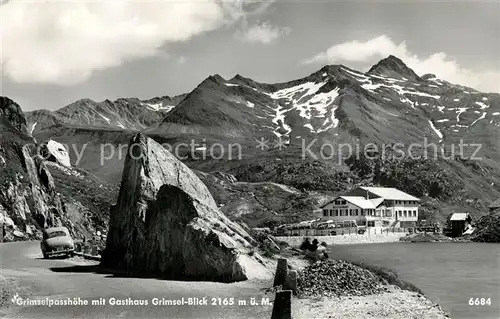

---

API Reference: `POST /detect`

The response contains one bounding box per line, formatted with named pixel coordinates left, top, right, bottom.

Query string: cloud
left=235, top=21, right=290, bottom=44
left=0, top=0, right=272, bottom=85
left=303, top=35, right=500, bottom=93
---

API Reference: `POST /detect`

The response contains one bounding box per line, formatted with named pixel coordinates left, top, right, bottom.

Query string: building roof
left=360, top=187, right=420, bottom=201
left=489, top=198, right=500, bottom=208
left=321, top=196, right=385, bottom=210
left=450, top=213, right=471, bottom=221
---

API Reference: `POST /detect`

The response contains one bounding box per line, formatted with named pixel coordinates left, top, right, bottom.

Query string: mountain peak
left=368, top=55, right=420, bottom=81
left=196, top=74, right=226, bottom=89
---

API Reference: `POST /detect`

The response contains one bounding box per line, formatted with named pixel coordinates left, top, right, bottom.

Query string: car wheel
left=68, top=252, right=74, bottom=258
left=43, top=252, right=49, bottom=259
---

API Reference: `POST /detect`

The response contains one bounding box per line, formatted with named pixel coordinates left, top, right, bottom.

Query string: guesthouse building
left=319, top=187, right=420, bottom=228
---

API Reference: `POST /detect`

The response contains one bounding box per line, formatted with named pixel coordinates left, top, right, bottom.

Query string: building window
left=323, top=210, right=327, bottom=217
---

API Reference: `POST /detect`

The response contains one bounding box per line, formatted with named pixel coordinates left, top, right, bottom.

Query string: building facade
left=319, top=187, right=420, bottom=228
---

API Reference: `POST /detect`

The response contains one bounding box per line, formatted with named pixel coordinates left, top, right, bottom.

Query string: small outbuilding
left=449, top=213, right=472, bottom=237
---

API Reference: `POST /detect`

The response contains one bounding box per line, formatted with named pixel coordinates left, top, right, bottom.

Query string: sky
left=1, top=0, right=499, bottom=111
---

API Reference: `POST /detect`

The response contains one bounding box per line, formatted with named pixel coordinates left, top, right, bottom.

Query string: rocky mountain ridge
left=26, top=94, right=187, bottom=133
left=9, top=55, right=500, bottom=231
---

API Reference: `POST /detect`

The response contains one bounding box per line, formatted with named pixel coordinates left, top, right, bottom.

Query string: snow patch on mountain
left=97, top=112, right=111, bottom=124
left=470, top=112, right=487, bottom=127
left=456, top=108, right=468, bottom=122
left=428, top=120, right=443, bottom=140
left=30, top=122, right=37, bottom=135
left=304, top=123, right=314, bottom=131
left=426, top=77, right=444, bottom=86
left=271, top=105, right=292, bottom=137
left=270, top=81, right=325, bottom=100
left=265, top=80, right=341, bottom=134
left=143, top=102, right=175, bottom=112
left=475, top=102, right=490, bottom=109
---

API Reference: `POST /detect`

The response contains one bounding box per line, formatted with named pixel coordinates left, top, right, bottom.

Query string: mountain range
left=2, top=55, right=500, bottom=238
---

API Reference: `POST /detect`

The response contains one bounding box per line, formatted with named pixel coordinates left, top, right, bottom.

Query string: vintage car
left=40, top=227, right=75, bottom=258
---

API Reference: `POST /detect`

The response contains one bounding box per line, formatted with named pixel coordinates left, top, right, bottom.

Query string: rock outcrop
left=0, top=97, right=113, bottom=243
left=102, top=133, right=271, bottom=282
left=0, top=97, right=29, bottom=135
left=40, top=140, right=71, bottom=167
left=0, top=144, right=64, bottom=240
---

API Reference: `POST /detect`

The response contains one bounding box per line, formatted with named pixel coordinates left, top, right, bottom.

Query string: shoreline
left=275, top=232, right=407, bottom=246
left=281, top=250, right=450, bottom=319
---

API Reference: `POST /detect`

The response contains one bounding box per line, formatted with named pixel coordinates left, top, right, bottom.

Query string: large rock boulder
left=101, top=133, right=271, bottom=282
left=40, top=140, right=71, bottom=167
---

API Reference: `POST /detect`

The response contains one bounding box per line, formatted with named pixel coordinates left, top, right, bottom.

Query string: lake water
left=327, top=242, right=499, bottom=319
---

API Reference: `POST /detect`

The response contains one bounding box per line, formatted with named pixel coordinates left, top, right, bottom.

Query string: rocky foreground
left=399, top=232, right=469, bottom=243
left=297, top=260, right=385, bottom=297
left=292, top=286, right=449, bottom=319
